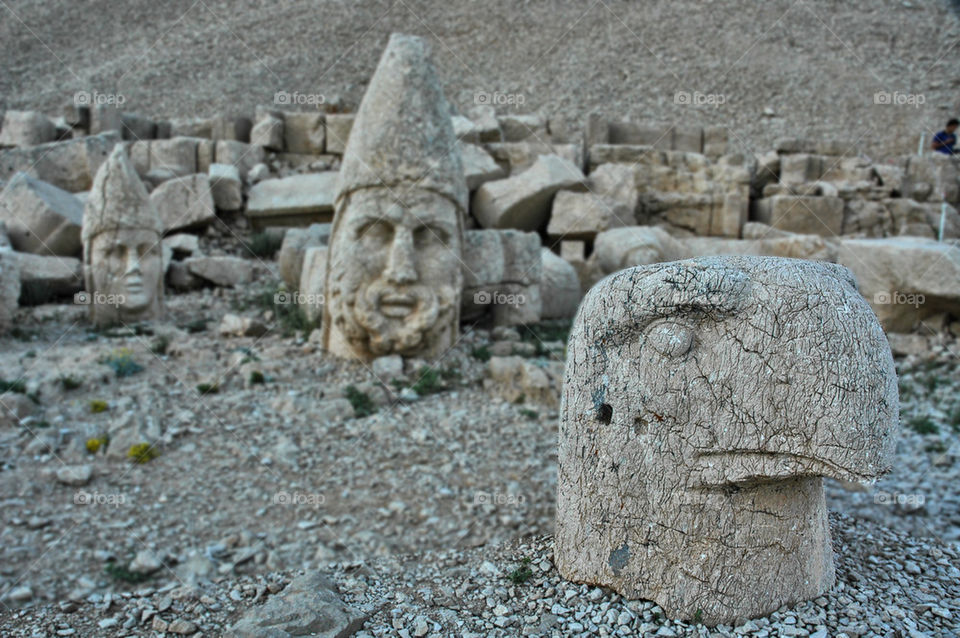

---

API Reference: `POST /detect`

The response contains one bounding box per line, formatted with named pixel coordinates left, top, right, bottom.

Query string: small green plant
left=693, top=609, right=704, bottom=624
left=58, top=375, right=82, bottom=391
left=196, top=383, right=220, bottom=396
left=344, top=385, right=376, bottom=417
left=411, top=366, right=459, bottom=396
left=948, top=406, right=960, bottom=432
left=180, top=318, right=208, bottom=333
left=922, top=375, right=938, bottom=394
left=519, top=408, right=538, bottom=420
left=507, top=557, right=534, bottom=584
left=513, top=393, right=526, bottom=405
left=101, top=348, right=144, bottom=378
left=104, top=560, right=153, bottom=584
left=243, top=231, right=284, bottom=259
left=89, top=399, right=109, bottom=414
left=150, top=335, right=170, bottom=355
left=470, top=345, right=492, bottom=362
left=127, top=442, right=158, bottom=464
left=0, top=378, right=27, bottom=394
left=925, top=441, right=947, bottom=454
left=86, top=436, right=109, bottom=454
left=908, top=415, right=939, bottom=435
left=249, top=371, right=266, bottom=385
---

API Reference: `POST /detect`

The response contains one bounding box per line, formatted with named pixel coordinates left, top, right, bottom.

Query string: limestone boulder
left=484, top=141, right=583, bottom=175
left=754, top=195, right=844, bottom=237
left=246, top=172, right=337, bottom=228
left=0, top=173, right=84, bottom=256
left=250, top=109, right=284, bottom=150
left=0, top=249, right=20, bottom=332
left=278, top=223, right=331, bottom=289
left=298, top=246, right=328, bottom=322
left=485, top=356, right=564, bottom=407
left=324, top=113, right=354, bottom=154
left=14, top=253, right=83, bottom=303
left=149, top=174, right=216, bottom=233
left=283, top=112, right=326, bottom=154
left=540, top=248, right=581, bottom=319
left=186, top=256, right=253, bottom=288
left=0, top=111, right=57, bottom=148
left=215, top=141, right=266, bottom=180
left=208, top=163, right=242, bottom=211
left=547, top=190, right=631, bottom=240
left=592, top=226, right=683, bottom=274
left=0, top=132, right=120, bottom=192
left=472, top=154, right=585, bottom=230
left=460, top=143, right=505, bottom=190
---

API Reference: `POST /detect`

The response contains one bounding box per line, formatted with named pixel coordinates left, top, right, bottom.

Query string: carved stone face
left=556, top=256, right=899, bottom=625
left=326, top=187, right=462, bottom=359
left=87, top=228, right=163, bottom=322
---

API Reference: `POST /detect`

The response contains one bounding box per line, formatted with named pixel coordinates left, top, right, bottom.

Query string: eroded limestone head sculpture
left=556, top=255, right=899, bottom=624
left=82, top=145, right=164, bottom=326
left=322, top=33, right=467, bottom=361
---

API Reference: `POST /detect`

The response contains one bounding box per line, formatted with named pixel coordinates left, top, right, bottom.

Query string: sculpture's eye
left=414, top=225, right=447, bottom=248
left=596, top=403, right=613, bottom=424
left=357, top=220, right=394, bottom=244
left=645, top=320, right=694, bottom=358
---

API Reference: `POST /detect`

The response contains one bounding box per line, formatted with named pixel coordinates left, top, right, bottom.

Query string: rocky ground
left=0, top=231, right=959, bottom=634
left=1, top=0, right=959, bottom=159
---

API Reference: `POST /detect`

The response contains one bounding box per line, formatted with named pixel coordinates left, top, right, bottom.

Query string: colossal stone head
left=556, top=256, right=899, bottom=625
left=82, top=145, right=164, bottom=326
left=322, top=33, right=466, bottom=362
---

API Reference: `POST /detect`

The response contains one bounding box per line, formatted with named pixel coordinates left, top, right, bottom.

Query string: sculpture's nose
left=384, top=228, right=418, bottom=285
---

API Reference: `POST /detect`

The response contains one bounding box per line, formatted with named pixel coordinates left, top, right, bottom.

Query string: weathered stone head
left=82, top=145, right=164, bottom=326
left=322, top=33, right=466, bottom=361
left=556, top=256, right=899, bottom=624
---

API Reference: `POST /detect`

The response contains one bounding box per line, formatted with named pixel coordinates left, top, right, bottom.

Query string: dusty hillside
left=0, top=0, right=958, bottom=158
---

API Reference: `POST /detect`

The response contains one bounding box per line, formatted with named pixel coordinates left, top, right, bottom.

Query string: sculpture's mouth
left=379, top=293, right=417, bottom=318
left=693, top=450, right=881, bottom=488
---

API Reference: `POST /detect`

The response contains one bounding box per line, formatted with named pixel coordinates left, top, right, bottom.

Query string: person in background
left=932, top=118, right=958, bottom=155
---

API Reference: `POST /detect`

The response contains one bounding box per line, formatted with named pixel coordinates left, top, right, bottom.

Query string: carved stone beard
left=331, top=276, right=458, bottom=357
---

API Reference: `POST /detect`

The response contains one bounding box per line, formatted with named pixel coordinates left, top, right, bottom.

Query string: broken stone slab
left=324, top=114, right=354, bottom=154
left=0, top=131, right=120, bottom=192
left=547, top=190, right=631, bottom=240
left=472, top=154, right=585, bottom=230
left=607, top=121, right=674, bottom=148
left=55, top=464, right=93, bottom=487
left=540, top=248, right=581, bottom=319
left=497, top=113, right=548, bottom=142
left=0, top=249, right=20, bottom=333
left=208, top=163, right=242, bottom=211
left=460, top=143, right=505, bottom=190
left=556, top=255, right=898, bottom=624
left=284, top=112, right=325, bottom=154
left=0, top=110, right=57, bottom=148
left=484, top=141, right=583, bottom=175
left=186, top=256, right=253, bottom=287
left=148, top=137, right=200, bottom=175
left=0, top=173, right=84, bottom=256
left=250, top=107, right=285, bottom=151
left=277, top=223, right=331, bottom=289
left=228, top=571, right=367, bottom=638
left=754, top=195, right=844, bottom=237
left=120, top=113, right=157, bottom=141
left=149, top=174, right=216, bottom=233
left=215, top=140, right=266, bottom=181
left=14, top=253, right=83, bottom=303
left=246, top=172, right=338, bottom=229
left=298, top=246, right=328, bottom=322
left=485, top=356, right=563, bottom=407
left=779, top=153, right=824, bottom=185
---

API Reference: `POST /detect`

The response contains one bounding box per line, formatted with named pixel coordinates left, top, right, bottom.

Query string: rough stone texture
left=228, top=571, right=367, bottom=638
left=277, top=223, right=331, bottom=290
left=284, top=112, right=326, bottom=154
left=837, top=237, right=960, bottom=333
left=186, top=256, right=253, bottom=287
left=902, top=153, right=959, bottom=205
left=485, top=356, right=564, bottom=408
left=82, top=145, right=164, bottom=325
left=208, top=163, right=243, bottom=211
left=0, top=110, right=56, bottom=148
left=754, top=195, right=844, bottom=237
left=0, top=132, right=120, bottom=192
left=591, top=226, right=683, bottom=275
left=460, top=142, right=505, bottom=190
left=547, top=190, right=631, bottom=240
left=540, top=248, right=580, bottom=319
left=323, top=34, right=466, bottom=362
left=556, top=255, right=899, bottom=624
left=298, top=246, right=328, bottom=322
left=0, top=173, right=84, bottom=256
left=484, top=142, right=583, bottom=176
left=219, top=313, right=268, bottom=338
left=324, top=114, right=354, bottom=155
left=250, top=110, right=284, bottom=151
left=0, top=248, right=20, bottom=332
left=472, top=154, right=585, bottom=230
left=149, top=174, right=216, bottom=233
left=215, top=140, right=266, bottom=180
left=246, top=173, right=338, bottom=228
left=15, top=252, right=83, bottom=302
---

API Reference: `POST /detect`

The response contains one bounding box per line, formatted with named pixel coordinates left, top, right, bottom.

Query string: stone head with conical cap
left=322, top=33, right=466, bottom=361
left=82, top=144, right=164, bottom=326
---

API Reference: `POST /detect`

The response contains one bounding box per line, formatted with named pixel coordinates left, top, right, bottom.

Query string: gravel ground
left=1, top=0, right=959, bottom=159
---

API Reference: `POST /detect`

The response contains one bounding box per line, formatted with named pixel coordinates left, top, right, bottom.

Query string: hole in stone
left=597, top=403, right=613, bottom=424
left=633, top=415, right=648, bottom=435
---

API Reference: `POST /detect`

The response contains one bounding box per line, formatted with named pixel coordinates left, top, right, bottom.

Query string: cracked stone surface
left=556, top=255, right=900, bottom=624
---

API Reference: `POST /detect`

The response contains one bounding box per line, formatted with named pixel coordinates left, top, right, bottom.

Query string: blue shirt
left=933, top=130, right=956, bottom=155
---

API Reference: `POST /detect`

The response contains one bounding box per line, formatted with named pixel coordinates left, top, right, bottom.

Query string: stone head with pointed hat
left=322, top=33, right=467, bottom=361
left=82, top=144, right=164, bottom=326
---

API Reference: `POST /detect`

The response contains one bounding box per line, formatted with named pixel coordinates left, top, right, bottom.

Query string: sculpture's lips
left=124, top=278, right=144, bottom=293
left=693, top=450, right=883, bottom=487
left=379, top=293, right=417, bottom=318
